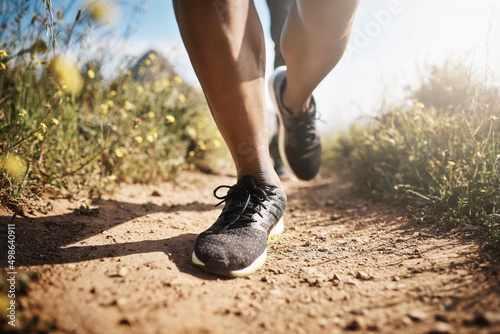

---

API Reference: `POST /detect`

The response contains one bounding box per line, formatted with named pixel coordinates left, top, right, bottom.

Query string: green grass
left=326, top=60, right=500, bottom=238
left=0, top=1, right=225, bottom=213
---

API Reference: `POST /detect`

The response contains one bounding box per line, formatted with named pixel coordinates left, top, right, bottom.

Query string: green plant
left=0, top=1, right=225, bottom=213
left=326, top=61, right=500, bottom=237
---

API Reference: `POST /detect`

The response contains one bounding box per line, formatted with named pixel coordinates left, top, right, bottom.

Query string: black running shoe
left=192, top=176, right=286, bottom=277
left=269, top=133, right=292, bottom=180
left=269, top=66, right=322, bottom=181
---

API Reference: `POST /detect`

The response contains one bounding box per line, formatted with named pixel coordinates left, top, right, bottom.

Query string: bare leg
left=173, top=0, right=280, bottom=188
left=281, top=0, right=360, bottom=116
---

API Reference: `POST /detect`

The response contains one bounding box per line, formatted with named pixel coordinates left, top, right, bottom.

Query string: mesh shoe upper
left=193, top=176, right=286, bottom=275
left=270, top=66, right=322, bottom=181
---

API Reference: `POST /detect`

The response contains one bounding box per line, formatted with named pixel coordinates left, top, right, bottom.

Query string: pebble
left=428, top=322, right=455, bottom=334
left=472, top=312, right=500, bottom=326
left=345, top=317, right=366, bottom=331
left=408, top=310, right=429, bottom=322
left=356, top=271, right=372, bottom=280
left=118, top=267, right=128, bottom=277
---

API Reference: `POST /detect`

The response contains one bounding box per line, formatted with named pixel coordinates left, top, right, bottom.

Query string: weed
left=0, top=1, right=225, bottom=212
left=326, top=61, right=500, bottom=238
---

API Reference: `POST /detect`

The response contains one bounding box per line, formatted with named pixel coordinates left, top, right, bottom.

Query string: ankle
left=282, top=89, right=312, bottom=117
left=238, top=171, right=281, bottom=190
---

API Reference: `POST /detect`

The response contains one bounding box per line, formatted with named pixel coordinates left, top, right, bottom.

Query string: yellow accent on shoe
left=267, top=231, right=283, bottom=244
left=191, top=252, right=205, bottom=266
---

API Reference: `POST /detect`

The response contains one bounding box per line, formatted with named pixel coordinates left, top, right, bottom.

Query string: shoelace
left=213, top=185, right=268, bottom=227
left=284, top=114, right=319, bottom=146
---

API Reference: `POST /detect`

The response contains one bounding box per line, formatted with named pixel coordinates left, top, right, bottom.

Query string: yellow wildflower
left=86, top=0, right=118, bottom=24
left=114, top=147, right=125, bottom=158
left=0, top=63, right=6, bottom=70
left=189, top=151, right=195, bottom=157
left=125, top=69, right=132, bottom=76
left=134, top=136, right=143, bottom=144
left=173, top=75, right=182, bottom=84
left=148, top=53, right=156, bottom=60
left=106, top=100, right=114, bottom=107
left=186, top=126, right=197, bottom=138
left=198, top=140, right=207, bottom=151
left=136, top=86, right=144, bottom=95
left=51, top=118, right=60, bottom=125
left=146, top=134, right=154, bottom=143
left=165, top=115, right=175, bottom=124
left=49, top=56, right=83, bottom=95
left=99, top=104, right=109, bottom=115
left=415, top=102, right=425, bottom=109
left=144, top=59, right=151, bottom=66
left=109, top=90, right=117, bottom=97
left=212, top=139, right=221, bottom=148
left=19, top=109, right=28, bottom=119
left=147, top=111, right=155, bottom=119
left=87, top=69, right=95, bottom=79
left=34, top=132, right=44, bottom=141
left=2, top=154, right=27, bottom=180
left=40, top=123, right=47, bottom=132
left=31, top=54, right=36, bottom=60
left=0, top=50, right=7, bottom=58
left=178, top=94, right=186, bottom=103
left=124, top=101, right=134, bottom=111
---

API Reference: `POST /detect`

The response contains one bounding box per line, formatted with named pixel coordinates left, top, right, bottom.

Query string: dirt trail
left=1, top=170, right=500, bottom=334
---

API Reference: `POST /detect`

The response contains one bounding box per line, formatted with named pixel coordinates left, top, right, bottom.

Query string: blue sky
left=114, top=0, right=500, bottom=132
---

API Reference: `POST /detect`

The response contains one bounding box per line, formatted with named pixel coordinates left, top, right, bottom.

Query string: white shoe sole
left=269, top=66, right=299, bottom=181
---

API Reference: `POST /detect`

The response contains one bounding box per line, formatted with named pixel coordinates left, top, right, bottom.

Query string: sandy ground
left=1, top=170, right=500, bottom=334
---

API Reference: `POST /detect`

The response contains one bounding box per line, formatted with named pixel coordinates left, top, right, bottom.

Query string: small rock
left=318, top=318, right=329, bottom=328
left=393, top=275, right=401, bottom=281
left=151, top=190, right=161, bottom=197
left=472, top=312, right=500, bottom=326
left=356, top=271, right=372, bottom=280
left=434, top=314, right=449, bottom=323
left=346, top=317, right=366, bottom=331
left=408, top=311, right=428, bottom=322
left=119, top=318, right=131, bottom=326
left=428, top=322, right=455, bottom=334
left=118, top=267, right=128, bottom=277
left=332, top=273, right=343, bottom=286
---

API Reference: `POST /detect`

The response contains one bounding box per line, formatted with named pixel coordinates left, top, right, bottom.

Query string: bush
left=326, top=61, right=500, bottom=238
left=0, top=1, right=223, bottom=212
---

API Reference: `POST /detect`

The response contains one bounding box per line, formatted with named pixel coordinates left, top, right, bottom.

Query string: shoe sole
left=191, top=216, right=284, bottom=277
left=269, top=66, right=299, bottom=181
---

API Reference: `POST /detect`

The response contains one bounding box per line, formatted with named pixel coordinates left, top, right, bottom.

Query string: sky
left=112, top=0, right=500, bottom=133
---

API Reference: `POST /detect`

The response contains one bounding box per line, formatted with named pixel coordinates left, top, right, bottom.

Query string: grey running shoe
left=192, top=176, right=286, bottom=277
left=269, top=66, right=321, bottom=181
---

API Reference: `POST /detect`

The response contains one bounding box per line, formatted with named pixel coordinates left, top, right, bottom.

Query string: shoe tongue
left=236, top=175, right=259, bottom=190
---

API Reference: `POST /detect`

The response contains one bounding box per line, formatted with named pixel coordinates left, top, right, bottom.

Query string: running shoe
left=192, top=176, right=286, bottom=277
left=269, top=66, right=322, bottom=181
left=269, top=133, right=292, bottom=180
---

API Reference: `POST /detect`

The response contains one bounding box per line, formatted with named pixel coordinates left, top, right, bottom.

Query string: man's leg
left=266, top=0, right=293, bottom=68
left=173, top=0, right=286, bottom=278
left=266, top=0, right=293, bottom=178
left=268, top=0, right=359, bottom=180
left=281, top=0, right=360, bottom=116
left=173, top=0, right=279, bottom=189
